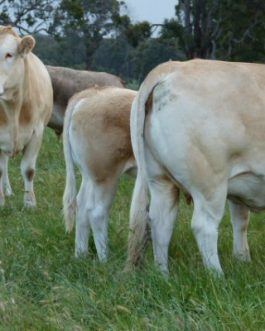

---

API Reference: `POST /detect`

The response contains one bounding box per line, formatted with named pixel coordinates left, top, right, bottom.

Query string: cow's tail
left=63, top=99, right=77, bottom=233
left=126, top=77, right=162, bottom=268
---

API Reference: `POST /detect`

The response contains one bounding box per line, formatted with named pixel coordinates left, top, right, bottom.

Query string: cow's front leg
left=0, top=153, right=13, bottom=206
left=20, top=126, right=44, bottom=208
left=0, top=153, right=6, bottom=206
left=1, top=154, right=12, bottom=197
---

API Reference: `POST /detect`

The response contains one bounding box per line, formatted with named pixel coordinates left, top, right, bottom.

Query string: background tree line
left=0, top=0, right=265, bottom=84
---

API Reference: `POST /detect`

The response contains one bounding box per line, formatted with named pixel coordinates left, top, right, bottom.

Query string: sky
left=123, top=0, right=177, bottom=24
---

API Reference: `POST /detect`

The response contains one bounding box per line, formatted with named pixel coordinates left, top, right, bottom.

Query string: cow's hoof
left=24, top=192, right=36, bottom=208
left=4, top=185, right=13, bottom=197
left=234, top=251, right=251, bottom=262
left=0, top=194, right=5, bottom=207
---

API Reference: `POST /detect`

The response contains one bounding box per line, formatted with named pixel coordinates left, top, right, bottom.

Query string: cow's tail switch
left=126, top=82, right=156, bottom=268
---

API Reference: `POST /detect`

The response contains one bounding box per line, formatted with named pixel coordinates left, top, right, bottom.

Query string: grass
left=0, top=128, right=265, bottom=330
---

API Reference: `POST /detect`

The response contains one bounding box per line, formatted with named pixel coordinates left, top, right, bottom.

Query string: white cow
left=0, top=26, right=53, bottom=207
left=63, top=86, right=136, bottom=261
left=128, top=59, right=265, bottom=275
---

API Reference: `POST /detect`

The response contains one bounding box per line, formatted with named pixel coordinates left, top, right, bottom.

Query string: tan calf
left=0, top=26, right=53, bottom=207
left=63, top=86, right=136, bottom=260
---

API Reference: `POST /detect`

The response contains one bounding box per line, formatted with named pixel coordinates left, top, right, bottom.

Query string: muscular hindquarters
left=69, top=87, right=136, bottom=182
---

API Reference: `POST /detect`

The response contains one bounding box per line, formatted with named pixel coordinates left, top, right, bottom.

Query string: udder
left=228, top=171, right=265, bottom=211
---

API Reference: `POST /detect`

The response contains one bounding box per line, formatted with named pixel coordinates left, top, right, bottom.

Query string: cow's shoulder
left=19, top=100, right=32, bottom=125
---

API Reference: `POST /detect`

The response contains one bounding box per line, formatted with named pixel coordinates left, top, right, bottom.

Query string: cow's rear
left=128, top=59, right=265, bottom=275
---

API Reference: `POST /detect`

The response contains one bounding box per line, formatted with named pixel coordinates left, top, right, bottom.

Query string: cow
left=46, top=65, right=124, bottom=135
left=127, top=59, right=265, bottom=276
left=63, top=86, right=136, bottom=261
left=0, top=26, right=53, bottom=207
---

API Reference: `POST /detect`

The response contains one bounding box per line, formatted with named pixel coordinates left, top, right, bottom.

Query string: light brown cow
left=128, top=59, right=265, bottom=276
left=0, top=26, right=53, bottom=207
left=63, top=86, right=136, bottom=261
left=46, top=65, right=124, bottom=135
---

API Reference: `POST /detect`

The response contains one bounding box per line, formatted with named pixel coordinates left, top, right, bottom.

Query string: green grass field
left=0, top=128, right=265, bottom=331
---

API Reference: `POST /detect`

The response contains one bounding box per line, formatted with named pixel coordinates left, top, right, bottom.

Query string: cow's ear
left=18, top=35, right=35, bottom=56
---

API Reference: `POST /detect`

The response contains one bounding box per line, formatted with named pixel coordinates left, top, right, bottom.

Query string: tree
left=0, top=0, right=57, bottom=34
left=161, top=0, right=265, bottom=61
left=132, top=38, right=185, bottom=82
left=217, top=0, right=265, bottom=61
left=91, top=36, right=134, bottom=80
left=160, top=0, right=221, bottom=59
left=113, top=13, right=152, bottom=48
left=49, top=0, right=123, bottom=68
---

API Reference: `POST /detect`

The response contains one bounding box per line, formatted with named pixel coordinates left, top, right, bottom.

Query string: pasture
left=0, top=128, right=265, bottom=330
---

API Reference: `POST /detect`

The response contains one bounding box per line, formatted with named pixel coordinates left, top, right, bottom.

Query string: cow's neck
left=0, top=57, right=30, bottom=151
left=5, top=56, right=33, bottom=122
left=0, top=93, right=22, bottom=152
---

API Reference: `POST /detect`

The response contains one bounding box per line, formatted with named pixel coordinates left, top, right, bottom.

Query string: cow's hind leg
left=148, top=177, right=179, bottom=276
left=75, top=176, right=118, bottom=262
left=228, top=200, right=250, bottom=261
left=20, top=126, right=44, bottom=208
left=191, top=186, right=227, bottom=275
left=88, top=178, right=118, bottom=262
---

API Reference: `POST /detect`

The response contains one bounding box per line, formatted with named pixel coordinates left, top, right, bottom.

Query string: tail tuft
left=126, top=172, right=150, bottom=268
left=63, top=188, right=77, bottom=233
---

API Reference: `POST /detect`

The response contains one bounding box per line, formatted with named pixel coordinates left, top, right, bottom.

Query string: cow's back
left=47, top=66, right=123, bottom=104
left=68, top=86, right=135, bottom=182
left=46, top=65, right=124, bottom=134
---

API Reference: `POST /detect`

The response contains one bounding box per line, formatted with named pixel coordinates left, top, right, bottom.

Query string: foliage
left=0, top=0, right=57, bottom=34
left=164, top=0, right=265, bottom=61
left=0, top=129, right=265, bottom=330
left=49, top=0, right=123, bottom=68
left=132, top=37, right=185, bottom=82
left=113, top=13, right=152, bottom=48
left=167, top=0, right=222, bottom=59
left=217, top=0, right=265, bottom=61
left=1, top=0, right=265, bottom=84
left=90, top=35, right=185, bottom=82
left=91, top=36, right=134, bottom=78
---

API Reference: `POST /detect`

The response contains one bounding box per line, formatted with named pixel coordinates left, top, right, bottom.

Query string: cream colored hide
left=0, top=26, right=53, bottom=207
left=63, top=86, right=136, bottom=261
left=46, top=65, right=124, bottom=135
left=128, top=59, right=265, bottom=276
